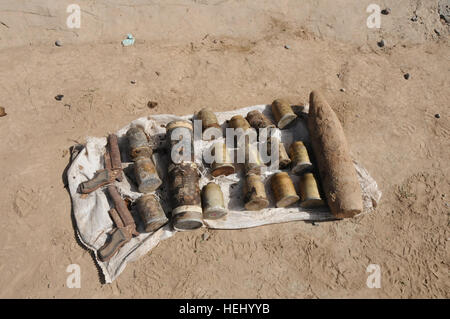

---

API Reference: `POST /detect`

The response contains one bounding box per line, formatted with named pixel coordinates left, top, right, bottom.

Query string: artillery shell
left=211, top=142, right=235, bottom=177
left=246, top=110, right=275, bottom=130
left=136, top=193, right=168, bottom=232
left=126, top=127, right=152, bottom=160
left=166, top=119, right=194, bottom=162
left=271, top=99, right=297, bottom=129
left=268, top=140, right=291, bottom=169
left=289, top=141, right=313, bottom=175
left=244, top=173, right=269, bottom=210
left=134, top=157, right=162, bottom=193
left=195, top=108, right=221, bottom=139
left=270, top=172, right=299, bottom=207
left=168, top=162, right=203, bottom=231
left=201, top=182, right=227, bottom=219
left=228, top=115, right=251, bottom=131
left=298, top=173, right=326, bottom=208
left=245, top=143, right=264, bottom=175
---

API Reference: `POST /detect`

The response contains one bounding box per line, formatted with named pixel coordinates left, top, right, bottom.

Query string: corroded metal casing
left=228, top=115, right=251, bottom=131
left=245, top=143, right=264, bottom=175
left=268, top=140, right=291, bottom=169
left=298, top=173, right=326, bottom=208
left=289, top=141, right=313, bottom=175
left=168, top=162, right=203, bottom=231
left=211, top=142, right=235, bottom=177
left=195, top=108, right=221, bottom=139
left=246, top=110, right=275, bottom=130
left=136, top=193, right=169, bottom=232
left=244, top=173, right=269, bottom=211
left=271, top=99, right=297, bottom=129
left=166, top=119, right=194, bottom=163
left=270, top=172, right=299, bottom=207
left=126, top=127, right=152, bottom=160
left=201, top=182, right=227, bottom=219
left=134, top=157, right=162, bottom=193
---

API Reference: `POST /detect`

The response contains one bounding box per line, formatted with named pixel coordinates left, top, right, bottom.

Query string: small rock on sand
left=147, top=101, right=158, bottom=109
left=0, top=106, right=6, bottom=117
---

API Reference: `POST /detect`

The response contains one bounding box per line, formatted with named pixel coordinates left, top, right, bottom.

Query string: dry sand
left=0, top=0, right=448, bottom=298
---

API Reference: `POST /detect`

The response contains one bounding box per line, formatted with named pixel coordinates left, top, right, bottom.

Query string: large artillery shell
left=289, top=141, right=313, bottom=175
left=134, top=157, right=162, bottom=193
left=168, top=162, right=203, bottom=231
left=244, top=174, right=269, bottom=210
left=166, top=120, right=193, bottom=144
left=195, top=108, right=221, bottom=139
left=271, top=99, right=297, bottom=129
left=211, top=142, right=235, bottom=177
left=136, top=193, right=168, bottom=232
left=201, top=182, right=227, bottom=219
left=270, top=172, right=299, bottom=207
left=245, top=143, right=264, bottom=175
left=308, top=90, right=363, bottom=218
left=246, top=110, right=275, bottom=130
left=126, top=127, right=152, bottom=160
left=298, top=173, right=325, bottom=208
left=228, top=115, right=251, bottom=131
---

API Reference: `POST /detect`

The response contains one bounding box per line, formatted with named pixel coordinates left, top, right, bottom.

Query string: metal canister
left=126, top=126, right=152, bottom=160
left=210, top=142, right=235, bottom=177
left=228, top=115, right=251, bottom=131
left=195, top=108, right=222, bottom=140
left=271, top=99, right=297, bottom=129
left=289, top=141, right=313, bottom=175
left=298, top=173, right=326, bottom=208
left=270, top=172, right=299, bottom=207
left=245, top=143, right=264, bottom=175
left=134, top=157, right=162, bottom=193
left=246, top=110, right=275, bottom=130
left=201, top=182, right=227, bottom=219
left=168, top=162, right=203, bottom=231
left=136, top=193, right=169, bottom=232
left=243, top=173, right=269, bottom=210
left=166, top=119, right=194, bottom=163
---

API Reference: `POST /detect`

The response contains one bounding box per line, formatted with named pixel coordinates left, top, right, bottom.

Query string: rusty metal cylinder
left=168, top=162, right=203, bottom=231
left=136, top=193, right=169, bottom=232
left=166, top=119, right=194, bottom=163
left=245, top=143, right=265, bottom=175
left=244, top=173, right=269, bottom=210
left=201, top=182, right=227, bottom=219
left=211, top=142, right=235, bottom=177
left=268, top=140, right=291, bottom=169
left=289, top=141, right=313, bottom=175
left=195, top=108, right=221, bottom=140
left=270, top=172, right=299, bottom=207
left=228, top=115, right=251, bottom=131
left=126, top=127, right=152, bottom=160
left=134, top=157, right=162, bottom=193
left=271, top=99, right=297, bottom=129
left=246, top=110, right=275, bottom=130
left=298, top=173, right=326, bottom=208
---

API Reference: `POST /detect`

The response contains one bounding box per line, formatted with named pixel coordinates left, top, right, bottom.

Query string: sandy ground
left=0, top=0, right=449, bottom=298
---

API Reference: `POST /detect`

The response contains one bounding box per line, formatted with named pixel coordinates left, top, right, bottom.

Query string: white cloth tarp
left=67, top=104, right=381, bottom=283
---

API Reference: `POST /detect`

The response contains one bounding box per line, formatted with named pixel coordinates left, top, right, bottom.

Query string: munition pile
left=68, top=90, right=380, bottom=282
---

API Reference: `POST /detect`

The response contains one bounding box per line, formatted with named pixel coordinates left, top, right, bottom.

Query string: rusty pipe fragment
left=246, top=110, right=275, bottom=130
left=210, top=142, right=235, bottom=177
